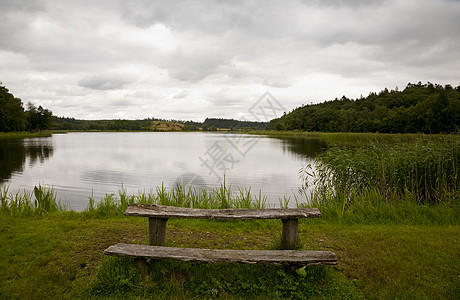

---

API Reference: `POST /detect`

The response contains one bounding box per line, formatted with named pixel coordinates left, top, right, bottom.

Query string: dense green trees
left=26, top=102, right=53, bottom=131
left=52, top=117, right=187, bottom=131
left=269, top=82, right=460, bottom=133
left=0, top=83, right=53, bottom=132
left=202, top=118, right=266, bottom=130
left=1, top=84, right=26, bottom=132
left=52, top=117, right=265, bottom=131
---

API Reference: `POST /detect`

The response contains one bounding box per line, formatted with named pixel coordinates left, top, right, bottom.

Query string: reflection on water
left=0, top=133, right=325, bottom=210
left=0, top=138, right=54, bottom=182
left=276, top=136, right=328, bottom=158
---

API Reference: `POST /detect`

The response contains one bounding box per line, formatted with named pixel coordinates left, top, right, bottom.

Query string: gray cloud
left=119, top=0, right=253, bottom=33
left=78, top=74, right=135, bottom=90
left=161, top=46, right=232, bottom=82
left=303, top=0, right=388, bottom=8
left=264, top=79, right=293, bottom=88
left=109, top=99, right=137, bottom=107
left=172, top=90, right=188, bottom=99
left=0, top=0, right=45, bottom=13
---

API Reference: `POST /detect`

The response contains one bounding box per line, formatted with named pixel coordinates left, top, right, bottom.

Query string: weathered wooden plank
left=104, top=243, right=337, bottom=266
left=124, top=204, right=321, bottom=220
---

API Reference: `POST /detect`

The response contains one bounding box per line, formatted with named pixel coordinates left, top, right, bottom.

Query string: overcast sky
left=1, top=0, right=459, bottom=121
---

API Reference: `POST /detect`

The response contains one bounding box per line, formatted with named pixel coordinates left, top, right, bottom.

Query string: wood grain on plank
left=104, top=243, right=337, bottom=266
left=125, top=204, right=321, bottom=220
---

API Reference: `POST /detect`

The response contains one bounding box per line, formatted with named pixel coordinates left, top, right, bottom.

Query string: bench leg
left=281, top=219, right=299, bottom=250
left=134, top=258, right=149, bottom=279
left=149, top=217, right=168, bottom=246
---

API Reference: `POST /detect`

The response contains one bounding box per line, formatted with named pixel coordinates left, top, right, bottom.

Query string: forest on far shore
left=2, top=81, right=460, bottom=134
left=269, top=82, right=460, bottom=134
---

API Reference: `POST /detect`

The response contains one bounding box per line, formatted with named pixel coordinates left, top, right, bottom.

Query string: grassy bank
left=250, top=130, right=458, bottom=146
left=1, top=184, right=459, bottom=299
left=0, top=131, right=55, bottom=139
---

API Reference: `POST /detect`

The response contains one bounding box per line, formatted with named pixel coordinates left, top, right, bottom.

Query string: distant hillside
left=202, top=118, right=266, bottom=131
left=149, top=120, right=184, bottom=131
left=268, top=82, right=460, bottom=134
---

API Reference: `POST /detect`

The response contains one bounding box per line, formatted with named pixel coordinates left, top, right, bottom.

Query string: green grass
left=0, top=182, right=458, bottom=298
left=0, top=131, right=54, bottom=139
left=0, top=183, right=458, bottom=299
left=324, top=224, right=460, bottom=299
left=85, top=257, right=360, bottom=299
left=0, top=214, right=458, bottom=299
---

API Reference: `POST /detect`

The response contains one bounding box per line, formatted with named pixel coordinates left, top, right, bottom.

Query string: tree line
left=52, top=117, right=164, bottom=131
left=53, top=117, right=204, bottom=132
left=52, top=117, right=267, bottom=131
left=0, top=83, right=53, bottom=132
left=202, top=118, right=266, bottom=131
left=268, top=82, right=460, bottom=133
left=4, top=80, right=460, bottom=134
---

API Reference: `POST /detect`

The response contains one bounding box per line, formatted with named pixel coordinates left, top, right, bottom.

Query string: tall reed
left=302, top=135, right=460, bottom=206
left=1, top=182, right=273, bottom=217
left=34, top=184, right=61, bottom=215
left=82, top=182, right=270, bottom=217
left=0, top=185, right=63, bottom=216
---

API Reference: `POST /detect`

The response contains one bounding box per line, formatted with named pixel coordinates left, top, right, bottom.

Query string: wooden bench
left=104, top=204, right=337, bottom=273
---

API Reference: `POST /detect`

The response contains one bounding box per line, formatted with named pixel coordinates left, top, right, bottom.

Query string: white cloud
left=0, top=0, right=459, bottom=121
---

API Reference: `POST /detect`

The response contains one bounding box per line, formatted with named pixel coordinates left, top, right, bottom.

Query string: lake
left=0, top=132, right=327, bottom=210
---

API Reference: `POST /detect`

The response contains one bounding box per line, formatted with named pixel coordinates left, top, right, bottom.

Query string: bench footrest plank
left=104, top=243, right=337, bottom=266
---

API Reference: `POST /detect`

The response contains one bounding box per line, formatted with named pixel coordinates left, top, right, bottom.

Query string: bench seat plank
left=104, top=243, right=337, bottom=266
left=125, top=204, right=321, bottom=220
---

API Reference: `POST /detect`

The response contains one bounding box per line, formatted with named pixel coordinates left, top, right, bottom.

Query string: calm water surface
left=0, top=132, right=327, bottom=210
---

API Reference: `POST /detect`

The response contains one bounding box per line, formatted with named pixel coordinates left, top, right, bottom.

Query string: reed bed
left=252, top=130, right=426, bottom=146
left=0, top=182, right=269, bottom=217
left=299, top=135, right=460, bottom=223
left=84, top=182, right=269, bottom=217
